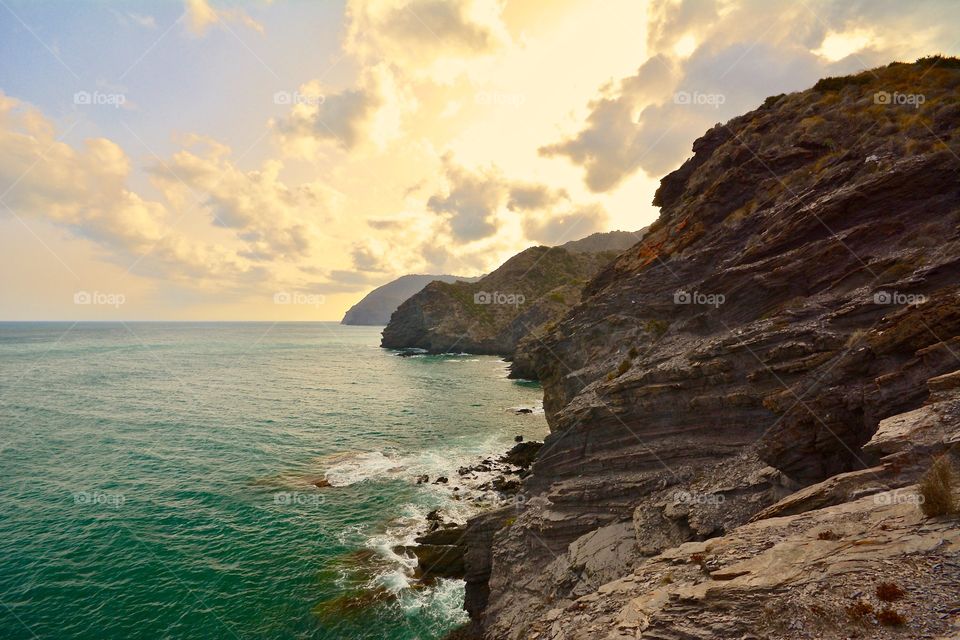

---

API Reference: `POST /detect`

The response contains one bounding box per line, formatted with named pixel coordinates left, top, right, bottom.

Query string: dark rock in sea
left=498, top=441, right=542, bottom=469
left=415, top=474, right=429, bottom=484
left=514, top=408, right=533, bottom=414
left=433, top=476, right=448, bottom=484
left=490, top=476, right=520, bottom=494
left=398, top=522, right=469, bottom=580
left=514, top=435, right=523, bottom=442
left=313, top=478, right=332, bottom=488
left=416, top=525, right=466, bottom=547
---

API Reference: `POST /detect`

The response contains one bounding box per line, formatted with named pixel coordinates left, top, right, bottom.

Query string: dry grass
left=876, top=582, right=905, bottom=602
left=877, top=608, right=907, bottom=627
left=846, top=600, right=874, bottom=622
left=919, top=456, right=958, bottom=517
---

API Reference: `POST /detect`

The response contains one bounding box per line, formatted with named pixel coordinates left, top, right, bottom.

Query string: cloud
left=426, top=159, right=506, bottom=242
left=521, top=203, right=608, bottom=245
left=147, top=137, right=330, bottom=261
left=113, top=11, right=157, bottom=29
left=0, top=93, right=339, bottom=293
left=273, top=66, right=407, bottom=154
left=345, top=0, right=510, bottom=75
left=184, top=0, right=264, bottom=37
left=506, top=183, right=568, bottom=211
left=542, top=0, right=960, bottom=192
left=0, top=94, right=163, bottom=256
left=350, top=240, right=392, bottom=272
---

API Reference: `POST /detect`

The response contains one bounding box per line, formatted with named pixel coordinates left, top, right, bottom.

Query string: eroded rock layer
left=459, top=59, right=960, bottom=639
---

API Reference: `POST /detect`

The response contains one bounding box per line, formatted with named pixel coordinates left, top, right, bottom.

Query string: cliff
left=457, top=57, right=960, bottom=638
left=381, top=231, right=644, bottom=356
left=341, top=274, right=479, bottom=326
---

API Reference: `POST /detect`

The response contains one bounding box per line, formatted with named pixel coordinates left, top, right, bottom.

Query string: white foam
left=323, top=451, right=407, bottom=486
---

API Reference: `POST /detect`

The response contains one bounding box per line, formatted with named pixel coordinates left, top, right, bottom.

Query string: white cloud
left=184, top=0, right=264, bottom=37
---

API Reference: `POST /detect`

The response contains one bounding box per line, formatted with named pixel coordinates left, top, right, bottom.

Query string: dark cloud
left=426, top=161, right=506, bottom=241
left=507, top=183, right=568, bottom=211
left=275, top=86, right=381, bottom=151
left=521, top=203, right=608, bottom=245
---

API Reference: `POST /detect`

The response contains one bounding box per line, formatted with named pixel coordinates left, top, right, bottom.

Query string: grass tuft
left=919, top=456, right=958, bottom=517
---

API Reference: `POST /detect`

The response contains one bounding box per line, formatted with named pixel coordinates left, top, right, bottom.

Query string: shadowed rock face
left=380, top=237, right=641, bottom=356
left=458, top=59, right=960, bottom=638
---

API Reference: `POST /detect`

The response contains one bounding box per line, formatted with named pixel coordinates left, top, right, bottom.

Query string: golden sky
left=0, top=0, right=957, bottom=320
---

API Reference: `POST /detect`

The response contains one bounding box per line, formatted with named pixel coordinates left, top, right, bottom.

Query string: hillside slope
left=458, top=58, right=960, bottom=639
left=381, top=230, right=644, bottom=356
left=341, top=274, right=479, bottom=325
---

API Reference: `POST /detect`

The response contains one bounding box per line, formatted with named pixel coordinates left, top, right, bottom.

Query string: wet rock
left=491, top=476, right=520, bottom=494
left=498, top=441, right=543, bottom=469
left=415, top=474, right=429, bottom=485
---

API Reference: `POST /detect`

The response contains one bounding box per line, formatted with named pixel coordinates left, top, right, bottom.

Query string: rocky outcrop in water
left=454, top=58, right=960, bottom=639
left=381, top=231, right=645, bottom=356
left=341, top=274, right=479, bottom=326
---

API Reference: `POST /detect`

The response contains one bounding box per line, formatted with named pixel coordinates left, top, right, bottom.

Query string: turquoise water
left=0, top=322, right=547, bottom=639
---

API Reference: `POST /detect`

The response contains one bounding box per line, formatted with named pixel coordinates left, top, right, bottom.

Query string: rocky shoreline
left=395, top=438, right=544, bottom=583
left=392, top=59, right=960, bottom=639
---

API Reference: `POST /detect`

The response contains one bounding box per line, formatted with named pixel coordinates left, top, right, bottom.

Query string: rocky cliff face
left=341, top=274, right=479, bottom=326
left=381, top=230, right=644, bottom=356
left=459, top=58, right=960, bottom=638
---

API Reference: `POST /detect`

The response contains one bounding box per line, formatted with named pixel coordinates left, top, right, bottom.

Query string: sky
left=0, top=0, right=957, bottom=321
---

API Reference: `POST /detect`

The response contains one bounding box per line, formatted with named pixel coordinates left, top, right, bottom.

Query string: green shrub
left=813, top=74, right=871, bottom=92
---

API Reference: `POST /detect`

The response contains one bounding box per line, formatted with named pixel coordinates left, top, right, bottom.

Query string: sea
left=0, top=322, right=548, bottom=639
